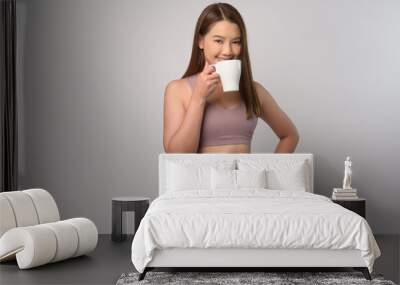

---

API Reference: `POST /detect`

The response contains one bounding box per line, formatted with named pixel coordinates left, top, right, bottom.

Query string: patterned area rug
left=116, top=271, right=397, bottom=285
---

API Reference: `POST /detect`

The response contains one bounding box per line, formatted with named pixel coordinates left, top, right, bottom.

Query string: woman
left=163, top=3, right=299, bottom=154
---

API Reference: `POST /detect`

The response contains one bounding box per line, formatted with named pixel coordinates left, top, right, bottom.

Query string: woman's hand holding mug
left=192, top=61, right=220, bottom=102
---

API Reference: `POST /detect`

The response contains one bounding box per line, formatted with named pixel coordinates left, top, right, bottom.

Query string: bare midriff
left=198, top=144, right=250, bottom=153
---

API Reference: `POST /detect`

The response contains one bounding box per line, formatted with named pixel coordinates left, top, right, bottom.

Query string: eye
left=214, top=39, right=241, bottom=45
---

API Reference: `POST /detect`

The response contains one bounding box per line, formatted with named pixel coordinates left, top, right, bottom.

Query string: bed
left=131, top=153, right=381, bottom=281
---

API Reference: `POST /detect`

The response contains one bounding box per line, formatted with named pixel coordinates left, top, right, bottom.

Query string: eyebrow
left=212, top=35, right=241, bottom=40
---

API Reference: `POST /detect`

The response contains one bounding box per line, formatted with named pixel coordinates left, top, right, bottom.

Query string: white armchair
left=0, top=188, right=98, bottom=269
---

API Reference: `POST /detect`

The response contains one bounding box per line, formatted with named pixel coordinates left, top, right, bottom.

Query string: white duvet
left=131, top=189, right=381, bottom=273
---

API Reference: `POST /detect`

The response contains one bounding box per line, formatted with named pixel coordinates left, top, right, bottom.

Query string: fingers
left=205, top=66, right=216, bottom=75
left=203, top=61, right=217, bottom=75
left=209, top=72, right=219, bottom=79
left=206, top=79, right=220, bottom=90
left=206, top=72, right=220, bottom=87
left=201, top=68, right=220, bottom=83
left=208, top=76, right=220, bottom=83
left=199, top=61, right=221, bottom=97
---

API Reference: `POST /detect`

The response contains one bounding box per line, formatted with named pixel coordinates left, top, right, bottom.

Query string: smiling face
left=199, top=20, right=242, bottom=65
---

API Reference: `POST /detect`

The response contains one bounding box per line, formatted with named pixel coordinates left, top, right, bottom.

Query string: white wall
left=17, top=0, right=400, bottom=233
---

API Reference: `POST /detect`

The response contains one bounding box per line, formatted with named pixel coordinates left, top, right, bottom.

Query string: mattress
left=131, top=189, right=381, bottom=273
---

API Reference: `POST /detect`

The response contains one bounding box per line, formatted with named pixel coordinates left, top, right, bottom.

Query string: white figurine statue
left=342, top=156, right=352, bottom=189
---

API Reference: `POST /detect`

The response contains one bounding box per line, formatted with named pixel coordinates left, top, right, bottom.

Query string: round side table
left=112, top=196, right=150, bottom=242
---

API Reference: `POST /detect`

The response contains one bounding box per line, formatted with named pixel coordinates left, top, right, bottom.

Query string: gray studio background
left=16, top=0, right=399, bottom=234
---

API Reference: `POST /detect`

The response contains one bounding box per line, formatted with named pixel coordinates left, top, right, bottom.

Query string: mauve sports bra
left=186, top=74, right=258, bottom=149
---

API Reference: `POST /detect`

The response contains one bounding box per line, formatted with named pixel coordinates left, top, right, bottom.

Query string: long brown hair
left=181, top=3, right=261, bottom=119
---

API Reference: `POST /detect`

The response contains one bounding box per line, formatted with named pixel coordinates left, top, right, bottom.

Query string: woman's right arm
left=163, top=81, right=206, bottom=153
left=163, top=64, right=219, bottom=153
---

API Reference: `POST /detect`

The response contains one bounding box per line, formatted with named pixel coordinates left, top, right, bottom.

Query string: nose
left=222, top=43, right=233, bottom=57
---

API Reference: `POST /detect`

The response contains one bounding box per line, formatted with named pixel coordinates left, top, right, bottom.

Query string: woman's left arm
left=254, top=81, right=299, bottom=153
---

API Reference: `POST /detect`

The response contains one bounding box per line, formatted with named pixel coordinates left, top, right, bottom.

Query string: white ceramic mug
left=211, top=59, right=241, bottom=92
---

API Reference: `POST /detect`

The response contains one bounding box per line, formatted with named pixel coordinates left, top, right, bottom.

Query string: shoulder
left=252, top=80, right=273, bottom=108
left=165, top=78, right=188, bottom=95
left=164, top=78, right=191, bottom=99
left=164, top=77, right=193, bottom=109
left=252, top=80, right=272, bottom=96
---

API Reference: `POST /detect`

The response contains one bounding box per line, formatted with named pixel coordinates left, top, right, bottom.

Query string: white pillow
left=266, top=164, right=307, bottom=191
left=166, top=160, right=235, bottom=191
left=211, top=168, right=236, bottom=190
left=237, top=169, right=267, bottom=188
left=237, top=159, right=309, bottom=191
left=211, top=168, right=268, bottom=190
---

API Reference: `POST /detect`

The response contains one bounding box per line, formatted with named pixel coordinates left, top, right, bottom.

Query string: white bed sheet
left=131, top=189, right=380, bottom=273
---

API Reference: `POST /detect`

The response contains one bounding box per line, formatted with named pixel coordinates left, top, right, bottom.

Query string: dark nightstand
left=332, top=198, right=366, bottom=218
left=112, top=197, right=150, bottom=242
